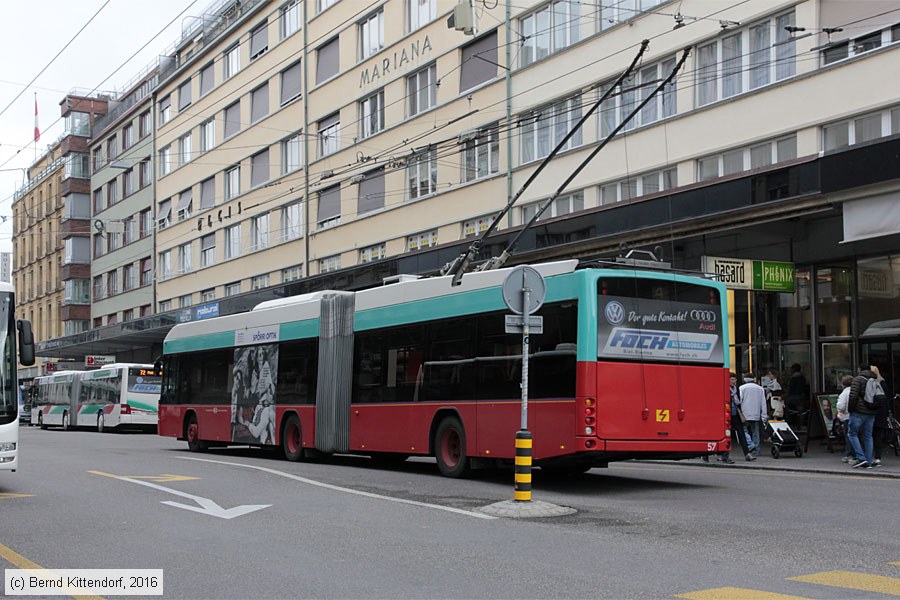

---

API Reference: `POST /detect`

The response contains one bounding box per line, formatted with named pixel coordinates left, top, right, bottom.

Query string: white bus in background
left=0, top=282, right=35, bottom=472
left=78, top=363, right=162, bottom=432
left=33, top=364, right=161, bottom=432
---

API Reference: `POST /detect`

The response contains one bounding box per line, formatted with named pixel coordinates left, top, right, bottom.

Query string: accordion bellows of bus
left=159, top=260, right=731, bottom=477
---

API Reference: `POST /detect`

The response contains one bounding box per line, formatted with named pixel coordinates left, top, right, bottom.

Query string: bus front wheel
left=61, top=412, right=70, bottom=431
left=38, top=413, right=46, bottom=430
left=185, top=415, right=207, bottom=452
left=97, top=412, right=105, bottom=433
left=281, top=414, right=304, bottom=462
left=434, top=416, right=470, bottom=478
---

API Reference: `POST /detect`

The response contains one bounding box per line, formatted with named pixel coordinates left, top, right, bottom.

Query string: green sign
left=702, top=256, right=795, bottom=292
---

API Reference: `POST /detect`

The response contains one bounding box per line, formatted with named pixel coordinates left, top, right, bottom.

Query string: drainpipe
left=151, top=88, right=158, bottom=314
left=302, top=0, right=310, bottom=278
left=505, top=0, right=512, bottom=228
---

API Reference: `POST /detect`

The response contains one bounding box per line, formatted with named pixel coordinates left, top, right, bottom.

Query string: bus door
left=595, top=277, right=727, bottom=443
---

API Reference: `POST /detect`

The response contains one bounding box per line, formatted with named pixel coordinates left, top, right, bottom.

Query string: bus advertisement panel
left=159, top=261, right=730, bottom=477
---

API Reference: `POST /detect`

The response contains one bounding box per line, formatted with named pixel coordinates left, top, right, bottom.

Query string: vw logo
left=690, top=309, right=717, bottom=322
left=605, top=301, right=625, bottom=325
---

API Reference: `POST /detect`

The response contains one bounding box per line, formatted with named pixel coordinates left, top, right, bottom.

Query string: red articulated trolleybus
left=158, top=260, right=731, bottom=477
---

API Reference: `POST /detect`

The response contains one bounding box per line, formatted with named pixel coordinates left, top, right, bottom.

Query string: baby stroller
left=766, top=420, right=803, bottom=458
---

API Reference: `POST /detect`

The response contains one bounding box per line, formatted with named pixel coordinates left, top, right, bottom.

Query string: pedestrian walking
left=871, top=365, right=889, bottom=467
left=835, top=375, right=853, bottom=463
left=847, top=366, right=882, bottom=469
left=740, top=373, right=768, bottom=458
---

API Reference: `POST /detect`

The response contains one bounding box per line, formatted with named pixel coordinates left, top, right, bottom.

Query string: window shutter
left=316, top=38, right=340, bottom=84
left=317, top=185, right=341, bottom=221
left=357, top=168, right=384, bottom=214
left=281, top=61, right=302, bottom=104
left=459, top=31, right=498, bottom=93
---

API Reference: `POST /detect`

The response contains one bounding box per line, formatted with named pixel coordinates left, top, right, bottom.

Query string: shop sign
left=701, top=256, right=795, bottom=292
left=858, top=269, right=894, bottom=298
left=85, top=355, right=115, bottom=367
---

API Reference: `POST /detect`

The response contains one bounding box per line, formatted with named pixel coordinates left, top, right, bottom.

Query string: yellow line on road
left=0, top=493, right=33, bottom=498
left=674, top=586, right=811, bottom=599
left=890, top=562, right=900, bottom=566
left=88, top=470, right=198, bottom=482
left=789, top=571, right=900, bottom=596
left=0, top=542, right=103, bottom=600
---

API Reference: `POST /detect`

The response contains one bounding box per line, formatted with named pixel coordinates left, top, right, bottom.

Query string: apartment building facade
left=35, top=0, right=900, bottom=406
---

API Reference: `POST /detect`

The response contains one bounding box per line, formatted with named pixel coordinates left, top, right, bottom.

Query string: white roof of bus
left=164, top=260, right=578, bottom=342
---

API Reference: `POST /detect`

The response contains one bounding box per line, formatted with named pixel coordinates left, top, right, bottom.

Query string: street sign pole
left=520, top=285, right=530, bottom=431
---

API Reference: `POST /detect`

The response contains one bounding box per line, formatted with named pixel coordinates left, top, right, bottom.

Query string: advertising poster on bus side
left=230, top=344, right=278, bottom=445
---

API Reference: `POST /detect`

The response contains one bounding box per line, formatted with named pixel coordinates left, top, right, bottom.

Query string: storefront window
left=857, top=255, right=900, bottom=337
left=820, top=342, right=852, bottom=394
left=776, top=267, right=811, bottom=341
left=815, top=266, right=852, bottom=337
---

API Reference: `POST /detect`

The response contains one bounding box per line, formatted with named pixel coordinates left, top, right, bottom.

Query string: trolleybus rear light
left=585, top=416, right=595, bottom=426
left=584, top=426, right=594, bottom=435
left=584, top=398, right=595, bottom=407
left=585, top=439, right=596, bottom=449
left=120, top=404, right=131, bottom=414
left=585, top=407, right=595, bottom=417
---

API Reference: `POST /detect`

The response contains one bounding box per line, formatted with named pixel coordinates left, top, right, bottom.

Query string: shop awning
left=842, top=192, right=900, bottom=243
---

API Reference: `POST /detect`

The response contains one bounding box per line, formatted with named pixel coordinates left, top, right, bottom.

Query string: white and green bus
left=34, top=364, right=162, bottom=432
left=0, top=282, right=35, bottom=472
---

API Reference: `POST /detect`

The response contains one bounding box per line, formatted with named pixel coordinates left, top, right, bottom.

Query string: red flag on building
left=34, top=95, right=40, bottom=143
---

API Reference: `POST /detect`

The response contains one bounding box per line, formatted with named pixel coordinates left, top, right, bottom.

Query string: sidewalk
left=645, top=437, right=900, bottom=479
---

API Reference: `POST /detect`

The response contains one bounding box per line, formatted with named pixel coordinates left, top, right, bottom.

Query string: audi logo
left=690, top=309, right=717, bottom=322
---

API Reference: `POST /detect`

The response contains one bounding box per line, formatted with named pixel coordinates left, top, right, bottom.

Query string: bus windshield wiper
left=440, top=40, right=652, bottom=285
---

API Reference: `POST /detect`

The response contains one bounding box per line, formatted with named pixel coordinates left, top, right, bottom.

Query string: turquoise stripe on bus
left=164, top=318, right=319, bottom=354
left=354, top=274, right=582, bottom=332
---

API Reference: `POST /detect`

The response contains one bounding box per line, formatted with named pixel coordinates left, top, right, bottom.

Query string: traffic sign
left=504, top=315, right=543, bottom=334
left=502, top=266, right=546, bottom=315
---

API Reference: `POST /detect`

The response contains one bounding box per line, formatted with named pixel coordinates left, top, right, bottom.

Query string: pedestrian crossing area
left=675, top=563, right=900, bottom=599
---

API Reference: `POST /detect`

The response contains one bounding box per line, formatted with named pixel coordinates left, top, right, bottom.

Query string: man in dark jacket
left=846, top=367, right=878, bottom=468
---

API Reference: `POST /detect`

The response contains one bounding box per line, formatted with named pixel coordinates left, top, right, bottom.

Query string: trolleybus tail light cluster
left=710, top=290, right=718, bottom=305
left=584, top=398, right=596, bottom=435
left=120, top=404, right=131, bottom=414
left=600, top=281, right=608, bottom=295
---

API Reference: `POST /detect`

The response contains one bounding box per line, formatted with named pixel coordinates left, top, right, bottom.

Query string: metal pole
left=521, top=285, right=530, bottom=430
left=515, top=281, right=532, bottom=503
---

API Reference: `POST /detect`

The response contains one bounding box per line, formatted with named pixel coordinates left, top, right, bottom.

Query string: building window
left=407, top=148, right=437, bottom=199
left=123, top=217, right=136, bottom=245
left=600, top=0, right=664, bottom=30
left=140, top=304, right=152, bottom=317
left=179, top=132, right=192, bottom=166
left=407, top=64, right=437, bottom=116
left=224, top=101, right=241, bottom=138
left=463, top=216, right=493, bottom=238
left=318, top=114, right=340, bottom=156
left=107, top=270, right=118, bottom=296
left=225, top=282, right=242, bottom=297
left=357, top=168, right=385, bottom=215
left=520, top=95, right=582, bottom=164
left=158, top=250, right=172, bottom=280
left=122, top=124, right=134, bottom=149
left=696, top=10, right=796, bottom=108
left=200, top=233, right=216, bottom=267
left=281, top=265, right=302, bottom=282
left=251, top=274, right=270, bottom=290
left=316, top=38, right=340, bottom=84
left=282, top=132, right=303, bottom=174
left=520, top=1, right=580, bottom=67
left=317, top=185, right=341, bottom=229
left=140, top=209, right=152, bottom=238
left=281, top=61, right=302, bottom=105
left=158, top=96, right=172, bottom=126
left=823, top=105, right=900, bottom=152
left=224, top=224, right=241, bottom=259
left=139, top=112, right=151, bottom=138
left=179, top=294, right=193, bottom=309
left=200, top=288, right=216, bottom=302
left=251, top=212, right=270, bottom=251
left=140, top=160, right=151, bottom=188
left=176, top=188, right=193, bottom=221
left=280, top=202, right=302, bottom=241
left=200, top=119, right=215, bottom=152
left=157, top=198, right=172, bottom=230
left=697, top=135, right=796, bottom=181
left=178, top=79, right=192, bottom=112
left=460, top=31, right=498, bottom=92
left=520, top=191, right=584, bottom=224
left=250, top=20, right=269, bottom=60
left=107, top=180, right=118, bottom=206
left=600, top=168, right=677, bottom=205
left=317, top=0, right=336, bottom=13
left=93, top=189, right=103, bottom=213
left=158, top=145, right=172, bottom=176
left=251, top=83, right=269, bottom=122
left=408, top=0, right=435, bottom=32
left=159, top=300, right=172, bottom=313
left=122, top=168, right=134, bottom=197
left=123, top=264, right=136, bottom=291
left=319, top=255, right=341, bottom=273
left=224, top=44, right=240, bottom=79
left=462, top=124, right=499, bottom=182
left=200, top=177, right=215, bottom=210
left=281, top=0, right=300, bottom=39
left=64, top=279, right=90, bottom=304
left=359, top=10, right=384, bottom=59
left=200, top=62, right=215, bottom=96
left=140, top=258, right=152, bottom=286
left=178, top=242, right=192, bottom=274
left=94, top=234, right=105, bottom=259
left=406, top=230, right=438, bottom=251
left=93, top=275, right=104, bottom=300
left=123, top=309, right=134, bottom=322
left=224, top=165, right=240, bottom=199
left=359, top=90, right=384, bottom=139
left=251, top=149, right=270, bottom=188
left=359, top=243, right=386, bottom=263
left=599, top=58, right=676, bottom=137
left=107, top=231, right=120, bottom=253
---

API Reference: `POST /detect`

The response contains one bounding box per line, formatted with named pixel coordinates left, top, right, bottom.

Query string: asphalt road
left=1, top=426, right=898, bottom=599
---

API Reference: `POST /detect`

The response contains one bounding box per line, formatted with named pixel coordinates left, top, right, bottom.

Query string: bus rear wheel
left=281, top=414, right=304, bottom=462
left=185, top=415, right=207, bottom=452
left=434, top=416, right=469, bottom=478
left=97, top=412, right=105, bottom=433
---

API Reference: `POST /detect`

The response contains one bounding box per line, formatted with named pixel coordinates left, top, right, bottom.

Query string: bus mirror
left=17, top=320, right=35, bottom=366
left=153, top=357, right=162, bottom=372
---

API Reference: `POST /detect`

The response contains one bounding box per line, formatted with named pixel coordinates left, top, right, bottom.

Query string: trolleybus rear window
left=597, top=277, right=724, bottom=364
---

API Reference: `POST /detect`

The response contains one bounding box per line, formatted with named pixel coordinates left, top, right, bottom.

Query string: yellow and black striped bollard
left=514, top=429, right=532, bottom=502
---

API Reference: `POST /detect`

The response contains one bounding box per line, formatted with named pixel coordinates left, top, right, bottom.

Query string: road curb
left=634, top=460, right=900, bottom=480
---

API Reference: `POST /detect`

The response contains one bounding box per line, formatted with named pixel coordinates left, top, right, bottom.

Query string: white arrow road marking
left=179, top=456, right=498, bottom=520
left=89, top=471, right=270, bottom=520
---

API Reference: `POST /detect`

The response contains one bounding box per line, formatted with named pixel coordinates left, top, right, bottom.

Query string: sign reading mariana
left=359, top=35, right=432, bottom=88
